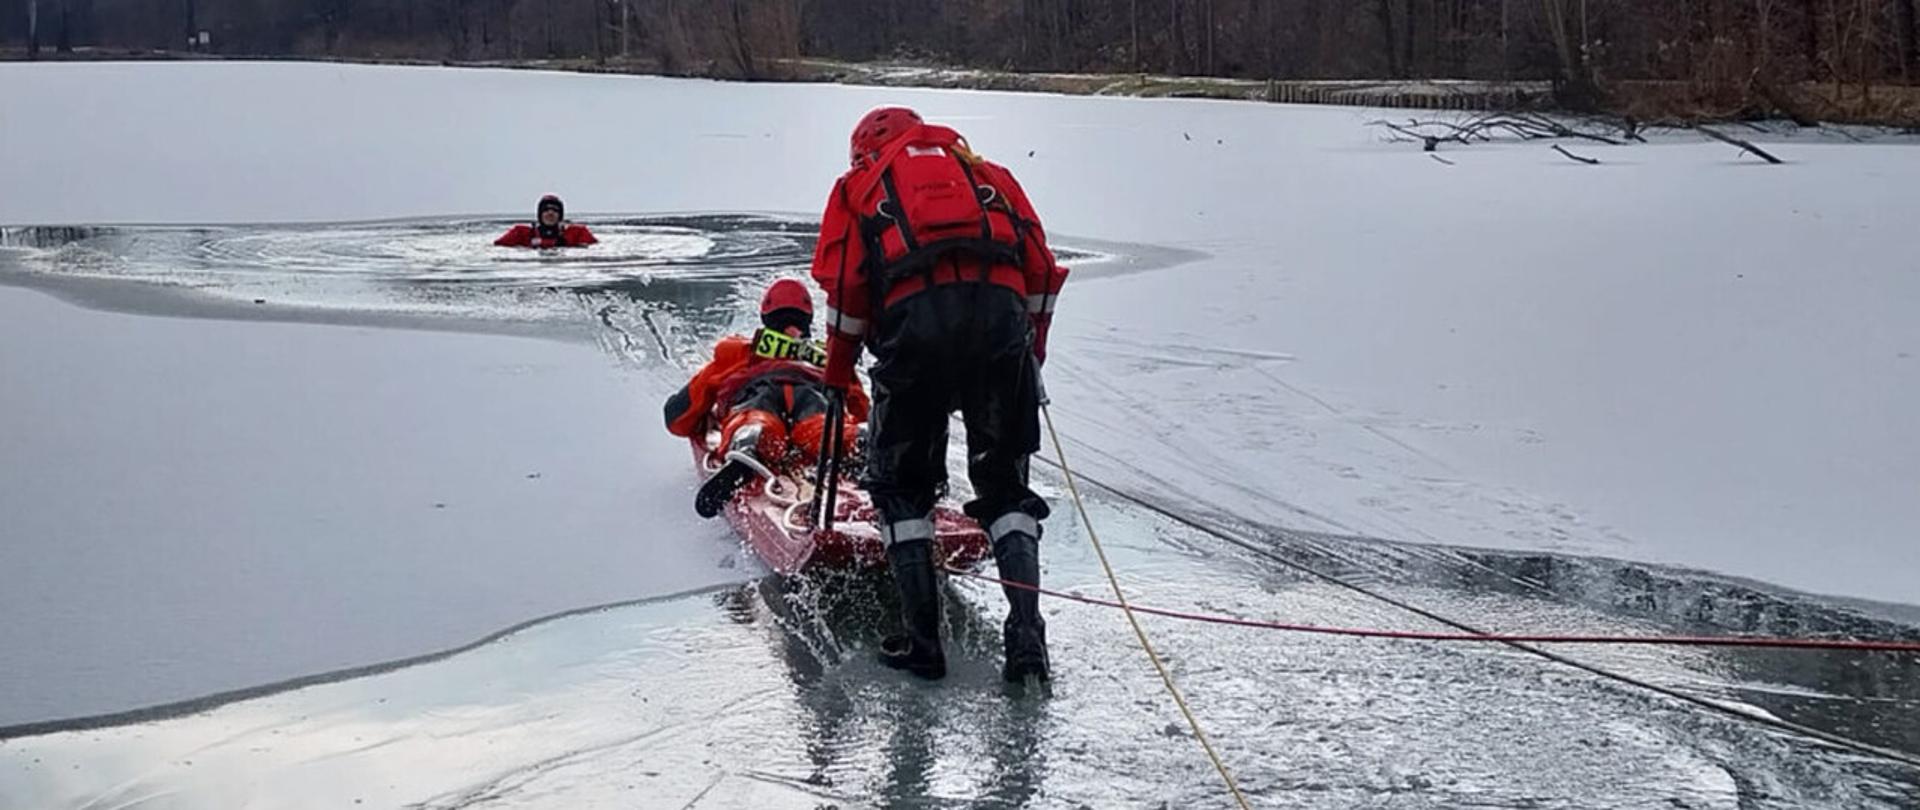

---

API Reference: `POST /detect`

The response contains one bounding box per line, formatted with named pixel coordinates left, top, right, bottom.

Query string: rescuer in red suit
left=808, top=106, right=1068, bottom=682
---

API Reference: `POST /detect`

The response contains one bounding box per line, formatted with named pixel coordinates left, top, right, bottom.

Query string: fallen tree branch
left=1552, top=144, right=1600, bottom=164
left=1830, top=127, right=1866, bottom=143
left=1371, top=112, right=1626, bottom=152
left=1424, top=116, right=1495, bottom=142
left=1514, top=112, right=1623, bottom=145
left=1429, top=153, right=1456, bottom=166
left=1695, top=126, right=1785, bottom=164
left=1370, top=119, right=1467, bottom=151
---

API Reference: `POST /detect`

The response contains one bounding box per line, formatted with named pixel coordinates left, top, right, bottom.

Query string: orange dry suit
left=663, top=329, right=869, bottom=466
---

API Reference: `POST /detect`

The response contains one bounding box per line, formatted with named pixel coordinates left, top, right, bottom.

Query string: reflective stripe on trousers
left=881, top=516, right=936, bottom=547
left=987, top=511, right=1040, bottom=543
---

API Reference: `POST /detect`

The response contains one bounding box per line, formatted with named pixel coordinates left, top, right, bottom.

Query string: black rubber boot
left=695, top=458, right=755, bottom=518
left=878, top=540, right=947, bottom=680
left=695, top=425, right=765, bottom=519
left=994, top=531, right=1050, bottom=682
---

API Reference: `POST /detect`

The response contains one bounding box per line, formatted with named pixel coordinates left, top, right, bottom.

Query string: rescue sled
left=691, top=433, right=989, bottom=576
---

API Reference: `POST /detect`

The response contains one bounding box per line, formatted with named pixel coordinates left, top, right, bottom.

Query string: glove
left=1031, top=315, right=1051, bottom=367
left=823, top=332, right=859, bottom=390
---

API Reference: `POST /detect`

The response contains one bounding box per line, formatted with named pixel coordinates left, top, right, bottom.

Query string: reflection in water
left=719, top=571, right=1052, bottom=806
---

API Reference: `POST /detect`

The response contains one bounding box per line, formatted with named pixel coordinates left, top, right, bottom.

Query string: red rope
left=944, top=566, right=1920, bottom=654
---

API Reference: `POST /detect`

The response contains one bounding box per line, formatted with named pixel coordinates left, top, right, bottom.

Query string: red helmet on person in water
left=850, top=106, right=923, bottom=168
left=760, top=278, right=814, bottom=335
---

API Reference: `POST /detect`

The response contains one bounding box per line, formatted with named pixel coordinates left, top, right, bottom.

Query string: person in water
left=663, top=279, right=869, bottom=518
left=494, top=194, right=598, bottom=248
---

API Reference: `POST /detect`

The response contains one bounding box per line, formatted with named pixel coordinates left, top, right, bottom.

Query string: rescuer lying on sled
left=663, top=279, right=870, bottom=518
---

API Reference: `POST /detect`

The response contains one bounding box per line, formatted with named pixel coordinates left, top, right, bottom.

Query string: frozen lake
left=1, top=61, right=1916, bottom=807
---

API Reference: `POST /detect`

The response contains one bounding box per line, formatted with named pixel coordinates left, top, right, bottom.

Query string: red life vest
left=848, top=126, right=1026, bottom=288
left=528, top=223, right=568, bottom=248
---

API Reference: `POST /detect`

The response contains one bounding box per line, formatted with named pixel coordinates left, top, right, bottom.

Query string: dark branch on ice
left=1552, top=144, right=1600, bottom=165
left=1371, top=112, right=1627, bottom=153
left=1695, top=126, right=1786, bottom=164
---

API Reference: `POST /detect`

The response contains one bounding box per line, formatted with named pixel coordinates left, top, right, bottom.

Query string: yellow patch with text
left=753, top=329, right=829, bottom=367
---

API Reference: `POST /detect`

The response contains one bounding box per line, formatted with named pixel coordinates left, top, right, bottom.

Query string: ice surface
left=0, top=284, right=745, bottom=725
left=5, top=61, right=1914, bottom=604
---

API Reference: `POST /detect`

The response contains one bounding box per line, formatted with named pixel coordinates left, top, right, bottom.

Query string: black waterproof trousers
left=862, top=282, right=1049, bottom=540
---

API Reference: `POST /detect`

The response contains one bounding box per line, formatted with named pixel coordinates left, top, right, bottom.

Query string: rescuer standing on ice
left=808, top=106, right=1068, bottom=682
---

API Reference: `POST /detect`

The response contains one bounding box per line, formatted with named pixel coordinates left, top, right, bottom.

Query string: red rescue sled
left=691, top=433, right=989, bottom=576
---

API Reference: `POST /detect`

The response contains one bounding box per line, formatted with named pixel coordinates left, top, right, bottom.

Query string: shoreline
left=9, top=48, right=1919, bottom=127
left=0, top=47, right=1558, bottom=112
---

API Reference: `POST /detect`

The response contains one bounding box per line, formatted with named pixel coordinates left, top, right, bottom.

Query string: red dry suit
left=494, top=222, right=598, bottom=248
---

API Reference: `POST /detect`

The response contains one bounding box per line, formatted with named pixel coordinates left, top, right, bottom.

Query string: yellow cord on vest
left=1041, top=404, right=1253, bottom=810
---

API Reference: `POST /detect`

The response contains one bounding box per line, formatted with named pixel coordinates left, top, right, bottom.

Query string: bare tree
left=1896, top=0, right=1917, bottom=82
left=1755, top=0, right=1775, bottom=69
left=1802, top=0, right=1823, bottom=80
left=1850, top=0, right=1866, bottom=99
left=313, top=0, right=354, bottom=54
left=722, top=0, right=755, bottom=76
left=1202, top=0, right=1214, bottom=74
left=648, top=0, right=693, bottom=73
left=1540, top=0, right=1598, bottom=107
left=1258, top=0, right=1275, bottom=77
left=618, top=0, right=633, bottom=58
left=1377, top=0, right=1404, bottom=77
left=1166, top=0, right=1181, bottom=73
left=1130, top=0, right=1139, bottom=71
left=1402, top=0, right=1417, bottom=76
left=1502, top=0, right=1513, bottom=77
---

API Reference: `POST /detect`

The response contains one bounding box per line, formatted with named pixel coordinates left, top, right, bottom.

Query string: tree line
left=8, top=1, right=1917, bottom=116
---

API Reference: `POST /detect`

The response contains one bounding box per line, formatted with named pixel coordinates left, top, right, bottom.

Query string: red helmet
left=850, top=106, right=923, bottom=168
left=760, top=278, right=813, bottom=318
